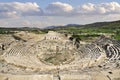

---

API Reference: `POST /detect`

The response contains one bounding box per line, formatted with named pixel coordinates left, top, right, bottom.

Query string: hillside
left=47, top=20, right=120, bottom=29
left=46, top=20, right=120, bottom=41
left=0, top=20, right=120, bottom=40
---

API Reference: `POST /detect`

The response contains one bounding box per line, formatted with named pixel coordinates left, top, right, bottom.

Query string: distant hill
left=44, top=20, right=120, bottom=40
left=82, top=20, right=120, bottom=29
left=45, top=24, right=81, bottom=29
left=0, top=20, right=120, bottom=40
left=1, top=20, right=120, bottom=30
left=46, top=20, right=120, bottom=30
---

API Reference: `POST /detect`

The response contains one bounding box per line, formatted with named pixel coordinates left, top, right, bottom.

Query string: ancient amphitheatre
left=0, top=31, right=120, bottom=80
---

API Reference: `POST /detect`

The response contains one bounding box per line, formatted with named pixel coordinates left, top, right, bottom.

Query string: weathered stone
left=0, top=31, right=120, bottom=80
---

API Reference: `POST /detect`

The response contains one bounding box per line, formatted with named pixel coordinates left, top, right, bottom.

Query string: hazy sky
left=0, top=0, right=120, bottom=28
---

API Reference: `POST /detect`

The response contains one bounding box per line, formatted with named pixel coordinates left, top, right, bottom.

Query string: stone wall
left=45, top=31, right=67, bottom=41
left=0, top=73, right=111, bottom=80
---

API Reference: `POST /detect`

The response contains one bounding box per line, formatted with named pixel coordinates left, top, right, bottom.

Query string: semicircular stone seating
left=3, top=41, right=49, bottom=69
left=1, top=33, right=120, bottom=70
left=94, top=36, right=120, bottom=60
left=77, top=43, right=103, bottom=62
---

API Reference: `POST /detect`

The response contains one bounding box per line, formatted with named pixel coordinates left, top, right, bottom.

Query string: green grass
left=1, top=20, right=120, bottom=40
left=113, top=34, right=120, bottom=40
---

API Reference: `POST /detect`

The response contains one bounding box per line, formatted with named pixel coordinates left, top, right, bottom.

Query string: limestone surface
left=0, top=31, right=120, bottom=80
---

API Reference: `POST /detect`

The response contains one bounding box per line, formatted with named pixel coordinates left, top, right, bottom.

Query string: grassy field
left=45, top=20, right=120, bottom=41
left=0, top=20, right=120, bottom=41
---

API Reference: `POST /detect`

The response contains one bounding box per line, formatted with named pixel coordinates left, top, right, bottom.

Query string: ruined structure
left=0, top=31, right=120, bottom=80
